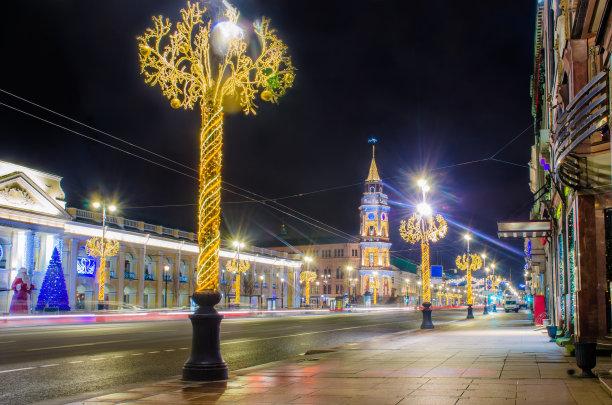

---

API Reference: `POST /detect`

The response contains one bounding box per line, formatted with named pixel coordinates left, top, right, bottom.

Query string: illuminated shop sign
left=77, top=257, right=96, bottom=277
left=0, top=244, right=3, bottom=262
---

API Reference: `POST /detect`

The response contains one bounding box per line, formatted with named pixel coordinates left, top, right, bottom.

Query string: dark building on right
left=500, top=0, right=612, bottom=343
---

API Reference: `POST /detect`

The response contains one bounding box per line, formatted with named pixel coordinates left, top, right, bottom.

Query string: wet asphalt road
left=0, top=308, right=467, bottom=404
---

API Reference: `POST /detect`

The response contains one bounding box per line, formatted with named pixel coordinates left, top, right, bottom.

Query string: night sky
left=0, top=1, right=535, bottom=283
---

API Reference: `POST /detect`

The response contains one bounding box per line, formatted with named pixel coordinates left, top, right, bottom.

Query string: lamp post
left=300, top=256, right=316, bottom=307
left=346, top=266, right=353, bottom=302
left=164, top=264, right=170, bottom=307
left=280, top=278, right=285, bottom=308
left=226, top=241, right=249, bottom=306
left=481, top=253, right=489, bottom=315
left=484, top=266, right=490, bottom=315
left=399, top=178, right=448, bottom=329
left=86, top=201, right=119, bottom=310
left=372, top=271, right=380, bottom=305
left=456, top=233, right=482, bottom=319
left=138, top=1, right=295, bottom=381
left=259, top=275, right=264, bottom=309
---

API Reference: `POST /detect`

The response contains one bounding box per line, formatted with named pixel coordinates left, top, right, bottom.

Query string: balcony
left=109, top=270, right=117, bottom=279
left=163, top=275, right=173, bottom=282
left=553, top=71, right=611, bottom=190
left=144, top=273, right=155, bottom=281
left=125, top=272, right=136, bottom=280
left=179, top=276, right=188, bottom=283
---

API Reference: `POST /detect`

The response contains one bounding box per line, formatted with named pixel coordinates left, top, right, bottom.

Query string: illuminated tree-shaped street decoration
left=138, top=2, right=294, bottom=296
left=456, top=253, right=482, bottom=306
left=300, top=270, right=317, bottom=306
left=399, top=179, right=447, bottom=329
left=226, top=258, right=249, bottom=305
left=86, top=236, right=119, bottom=302
left=399, top=214, right=448, bottom=305
left=371, top=275, right=380, bottom=305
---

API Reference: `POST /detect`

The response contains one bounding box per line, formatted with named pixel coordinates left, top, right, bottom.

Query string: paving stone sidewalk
left=76, top=313, right=612, bottom=404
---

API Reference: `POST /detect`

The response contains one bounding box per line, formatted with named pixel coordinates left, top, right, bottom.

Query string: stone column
left=138, top=248, right=145, bottom=306
left=157, top=252, right=164, bottom=308
left=173, top=254, right=180, bottom=307
left=117, top=246, right=126, bottom=305
left=575, top=195, right=607, bottom=341
left=68, top=239, right=79, bottom=310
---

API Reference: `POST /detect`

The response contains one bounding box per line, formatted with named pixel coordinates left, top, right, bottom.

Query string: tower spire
left=366, top=138, right=380, bottom=182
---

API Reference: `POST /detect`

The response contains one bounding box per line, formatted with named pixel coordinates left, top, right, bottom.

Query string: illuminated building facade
left=498, top=0, right=612, bottom=341
left=0, top=160, right=302, bottom=313
left=359, top=145, right=392, bottom=298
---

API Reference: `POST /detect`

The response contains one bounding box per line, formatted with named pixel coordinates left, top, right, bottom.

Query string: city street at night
left=1, top=309, right=464, bottom=404
left=2, top=0, right=612, bottom=403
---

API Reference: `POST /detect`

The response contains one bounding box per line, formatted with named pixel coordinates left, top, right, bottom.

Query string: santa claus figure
left=10, top=268, right=34, bottom=314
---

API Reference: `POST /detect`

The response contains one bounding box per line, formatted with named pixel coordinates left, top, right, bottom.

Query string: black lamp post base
left=483, top=301, right=489, bottom=315
left=182, top=291, right=228, bottom=382
left=421, top=302, right=434, bottom=329
left=467, top=304, right=474, bottom=319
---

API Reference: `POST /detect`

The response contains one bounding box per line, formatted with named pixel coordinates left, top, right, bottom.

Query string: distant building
left=271, top=145, right=417, bottom=306
left=0, top=160, right=301, bottom=313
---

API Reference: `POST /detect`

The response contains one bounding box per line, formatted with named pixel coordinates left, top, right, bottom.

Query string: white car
left=504, top=298, right=519, bottom=313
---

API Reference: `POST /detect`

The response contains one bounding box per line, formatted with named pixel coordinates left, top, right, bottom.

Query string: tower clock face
left=367, top=213, right=376, bottom=221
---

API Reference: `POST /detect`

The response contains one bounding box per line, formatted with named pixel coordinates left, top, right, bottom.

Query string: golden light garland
left=85, top=237, right=120, bottom=301
left=399, top=213, right=448, bottom=303
left=371, top=275, right=380, bottom=305
left=456, top=254, right=482, bottom=305
left=138, top=2, right=294, bottom=293
left=225, top=258, right=249, bottom=304
left=300, top=271, right=317, bottom=306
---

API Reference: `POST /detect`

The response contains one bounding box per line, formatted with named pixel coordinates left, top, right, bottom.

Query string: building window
left=369, top=252, right=374, bottom=266
left=336, top=285, right=339, bottom=294
left=369, top=226, right=375, bottom=236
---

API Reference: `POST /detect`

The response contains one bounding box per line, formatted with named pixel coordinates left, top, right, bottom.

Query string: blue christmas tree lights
left=35, top=247, right=71, bottom=311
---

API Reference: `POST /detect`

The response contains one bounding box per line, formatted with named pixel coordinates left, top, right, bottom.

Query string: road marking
left=69, top=360, right=84, bottom=364
left=0, top=340, right=16, bottom=343
left=91, top=358, right=106, bottom=361
left=164, top=349, right=176, bottom=352
left=112, top=355, right=125, bottom=358
left=40, top=364, right=59, bottom=368
left=148, top=351, right=160, bottom=354
left=179, top=347, right=188, bottom=350
left=220, top=321, right=403, bottom=345
left=0, top=367, right=35, bottom=374
left=131, top=353, right=144, bottom=356
left=26, top=339, right=136, bottom=351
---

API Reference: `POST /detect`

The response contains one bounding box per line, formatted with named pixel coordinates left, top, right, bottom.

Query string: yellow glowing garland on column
left=456, top=254, right=482, bottom=305
left=372, top=275, right=380, bottom=304
left=225, top=258, right=249, bottom=304
left=399, top=213, right=447, bottom=304
left=86, top=237, right=120, bottom=301
left=300, top=271, right=317, bottom=305
left=138, top=2, right=294, bottom=293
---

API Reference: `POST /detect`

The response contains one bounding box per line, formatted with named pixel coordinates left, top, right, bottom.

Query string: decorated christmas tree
left=36, top=247, right=70, bottom=311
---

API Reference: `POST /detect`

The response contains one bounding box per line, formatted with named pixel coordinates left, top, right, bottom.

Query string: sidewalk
left=76, top=313, right=612, bottom=405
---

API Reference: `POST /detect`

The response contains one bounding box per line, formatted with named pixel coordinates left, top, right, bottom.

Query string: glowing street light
left=138, top=1, right=295, bottom=381
left=85, top=200, right=120, bottom=309
left=300, top=256, right=316, bottom=307
left=226, top=241, right=249, bottom=306
left=456, top=233, right=482, bottom=319
left=399, top=177, right=448, bottom=329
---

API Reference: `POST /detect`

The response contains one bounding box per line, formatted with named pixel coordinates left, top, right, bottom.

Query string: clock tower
left=359, top=141, right=392, bottom=300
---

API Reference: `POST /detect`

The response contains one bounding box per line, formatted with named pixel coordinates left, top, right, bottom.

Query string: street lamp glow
left=347, top=265, right=353, bottom=271
left=417, top=202, right=432, bottom=216
left=164, top=265, right=170, bottom=272
left=464, top=234, right=471, bottom=241
left=417, top=179, right=427, bottom=188
left=304, top=256, right=312, bottom=263
left=92, top=201, right=101, bottom=209
left=108, top=205, right=117, bottom=212
left=232, top=240, right=245, bottom=248
left=481, top=253, right=486, bottom=259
